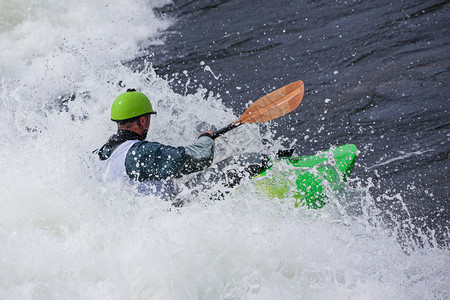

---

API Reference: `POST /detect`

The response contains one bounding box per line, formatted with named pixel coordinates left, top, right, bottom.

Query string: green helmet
left=111, top=89, right=156, bottom=121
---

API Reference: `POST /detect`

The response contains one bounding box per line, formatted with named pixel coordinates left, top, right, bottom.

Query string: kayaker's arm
left=177, top=136, right=215, bottom=176
left=125, top=141, right=186, bottom=181
left=124, top=135, right=214, bottom=181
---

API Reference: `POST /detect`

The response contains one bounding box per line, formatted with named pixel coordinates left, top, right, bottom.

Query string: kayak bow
left=253, top=144, right=357, bottom=209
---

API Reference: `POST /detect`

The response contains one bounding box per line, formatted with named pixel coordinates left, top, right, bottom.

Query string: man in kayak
left=95, top=89, right=215, bottom=199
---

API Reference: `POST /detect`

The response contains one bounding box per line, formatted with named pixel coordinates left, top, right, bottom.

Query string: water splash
left=0, top=0, right=448, bottom=299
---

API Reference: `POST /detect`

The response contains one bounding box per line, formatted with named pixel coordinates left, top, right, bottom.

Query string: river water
left=0, top=0, right=448, bottom=299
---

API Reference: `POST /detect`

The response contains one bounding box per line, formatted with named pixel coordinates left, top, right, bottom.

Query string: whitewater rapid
left=0, top=0, right=448, bottom=299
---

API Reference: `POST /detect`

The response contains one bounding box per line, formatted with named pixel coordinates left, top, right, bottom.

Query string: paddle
left=211, top=80, right=305, bottom=140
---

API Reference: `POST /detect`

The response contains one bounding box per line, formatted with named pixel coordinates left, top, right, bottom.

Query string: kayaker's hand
left=198, top=130, right=213, bottom=139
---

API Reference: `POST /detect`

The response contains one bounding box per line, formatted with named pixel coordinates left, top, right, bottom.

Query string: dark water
left=131, top=0, right=449, bottom=245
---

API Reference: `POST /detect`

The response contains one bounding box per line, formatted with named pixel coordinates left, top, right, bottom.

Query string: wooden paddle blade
left=237, top=80, right=304, bottom=124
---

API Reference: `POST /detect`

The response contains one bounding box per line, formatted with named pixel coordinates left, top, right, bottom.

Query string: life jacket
left=97, top=140, right=138, bottom=180
left=96, top=139, right=176, bottom=198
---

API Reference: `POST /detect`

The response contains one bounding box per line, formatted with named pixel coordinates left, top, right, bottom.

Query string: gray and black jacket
left=95, top=129, right=214, bottom=197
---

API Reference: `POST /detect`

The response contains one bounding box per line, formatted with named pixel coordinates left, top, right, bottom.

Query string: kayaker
left=94, top=89, right=215, bottom=198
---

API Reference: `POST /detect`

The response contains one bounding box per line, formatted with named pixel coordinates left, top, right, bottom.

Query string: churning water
left=0, top=0, right=448, bottom=299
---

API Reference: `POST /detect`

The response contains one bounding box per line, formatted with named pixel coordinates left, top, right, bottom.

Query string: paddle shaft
left=211, top=123, right=239, bottom=140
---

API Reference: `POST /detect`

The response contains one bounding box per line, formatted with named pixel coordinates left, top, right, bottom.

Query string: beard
left=142, top=128, right=148, bottom=140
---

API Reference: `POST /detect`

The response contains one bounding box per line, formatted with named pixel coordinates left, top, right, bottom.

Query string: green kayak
left=252, top=144, right=357, bottom=209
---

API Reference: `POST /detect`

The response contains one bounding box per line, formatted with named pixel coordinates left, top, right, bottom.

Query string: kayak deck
left=253, top=144, right=357, bottom=208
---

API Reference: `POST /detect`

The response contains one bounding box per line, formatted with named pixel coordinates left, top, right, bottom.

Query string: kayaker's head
left=110, top=89, right=156, bottom=139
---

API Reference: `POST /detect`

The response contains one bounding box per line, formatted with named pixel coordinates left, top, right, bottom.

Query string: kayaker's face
left=141, top=114, right=151, bottom=139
